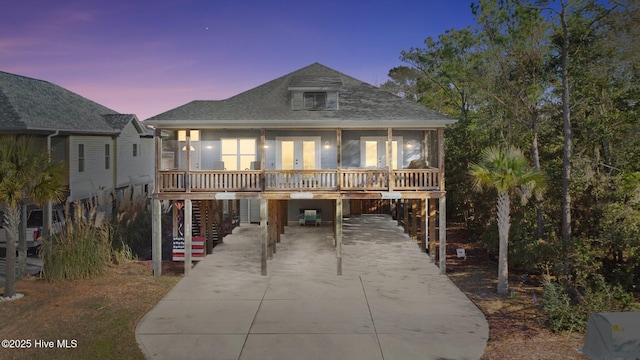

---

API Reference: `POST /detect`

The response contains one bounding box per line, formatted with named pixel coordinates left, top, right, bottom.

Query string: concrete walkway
left=136, top=215, right=488, bottom=360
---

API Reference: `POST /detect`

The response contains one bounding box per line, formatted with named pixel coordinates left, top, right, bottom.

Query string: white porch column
left=439, top=195, right=447, bottom=274
left=336, top=198, right=343, bottom=276
left=152, top=196, right=162, bottom=276
left=184, top=198, right=192, bottom=276
left=260, top=198, right=267, bottom=276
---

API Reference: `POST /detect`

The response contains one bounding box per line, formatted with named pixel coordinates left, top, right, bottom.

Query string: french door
left=361, top=136, right=402, bottom=169
left=277, top=137, right=321, bottom=170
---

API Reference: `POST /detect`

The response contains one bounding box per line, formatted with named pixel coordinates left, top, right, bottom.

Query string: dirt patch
left=0, top=261, right=180, bottom=360
left=445, top=225, right=588, bottom=360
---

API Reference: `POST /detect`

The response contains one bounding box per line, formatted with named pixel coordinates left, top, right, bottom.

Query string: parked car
left=0, top=207, right=65, bottom=251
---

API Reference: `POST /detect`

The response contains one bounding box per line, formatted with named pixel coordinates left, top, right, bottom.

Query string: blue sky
left=1, top=0, right=476, bottom=120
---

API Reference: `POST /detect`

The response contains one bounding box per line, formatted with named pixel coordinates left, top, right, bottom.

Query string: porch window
left=221, top=138, right=256, bottom=170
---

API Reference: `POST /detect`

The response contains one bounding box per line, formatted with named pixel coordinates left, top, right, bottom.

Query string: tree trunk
left=497, top=191, right=511, bottom=295
left=531, top=113, right=545, bottom=238
left=3, top=206, right=20, bottom=298
left=17, top=204, right=27, bottom=278
left=560, top=1, right=573, bottom=259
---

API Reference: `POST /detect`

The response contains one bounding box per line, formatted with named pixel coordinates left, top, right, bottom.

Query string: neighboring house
left=145, top=63, right=456, bottom=275
left=0, top=71, right=154, bottom=225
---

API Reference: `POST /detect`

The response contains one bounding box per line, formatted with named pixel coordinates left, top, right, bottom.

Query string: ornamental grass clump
left=110, top=185, right=152, bottom=260
left=41, top=202, right=112, bottom=282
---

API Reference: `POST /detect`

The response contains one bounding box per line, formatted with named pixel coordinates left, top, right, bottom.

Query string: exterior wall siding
left=69, top=135, right=114, bottom=201
left=116, top=122, right=153, bottom=188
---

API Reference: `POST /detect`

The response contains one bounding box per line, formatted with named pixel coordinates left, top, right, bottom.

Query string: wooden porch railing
left=190, top=171, right=262, bottom=191
left=157, top=169, right=440, bottom=192
left=392, top=169, right=440, bottom=190
left=339, top=170, right=388, bottom=191
left=265, top=170, right=337, bottom=190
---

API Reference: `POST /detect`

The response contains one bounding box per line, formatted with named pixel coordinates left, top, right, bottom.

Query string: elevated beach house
left=145, top=63, right=455, bottom=275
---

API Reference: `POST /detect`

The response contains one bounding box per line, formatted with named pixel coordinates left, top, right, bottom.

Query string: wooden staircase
left=193, top=200, right=224, bottom=254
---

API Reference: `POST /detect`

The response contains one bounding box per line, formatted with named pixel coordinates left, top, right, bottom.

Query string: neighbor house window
left=105, top=144, right=110, bottom=170
left=133, top=143, right=138, bottom=157
left=78, top=144, right=85, bottom=172
left=303, top=92, right=326, bottom=110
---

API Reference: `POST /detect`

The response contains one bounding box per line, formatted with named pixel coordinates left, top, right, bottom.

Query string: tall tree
left=0, top=135, right=65, bottom=298
left=470, top=145, right=545, bottom=294
left=380, top=66, right=420, bottom=101
left=544, top=0, right=621, bottom=275
left=395, top=28, right=496, bottom=225
left=472, top=0, right=553, bottom=238
left=400, top=27, right=482, bottom=121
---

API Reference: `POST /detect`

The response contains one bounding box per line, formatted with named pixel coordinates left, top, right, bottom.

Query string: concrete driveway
left=136, top=215, right=488, bottom=360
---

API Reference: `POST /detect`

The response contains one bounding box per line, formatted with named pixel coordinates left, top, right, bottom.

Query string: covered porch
left=155, top=128, right=444, bottom=194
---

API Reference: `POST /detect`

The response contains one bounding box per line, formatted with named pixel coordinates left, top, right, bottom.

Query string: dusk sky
left=1, top=0, right=476, bottom=120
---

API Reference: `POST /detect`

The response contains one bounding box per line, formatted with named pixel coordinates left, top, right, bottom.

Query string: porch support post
left=204, top=201, right=214, bottom=254
left=268, top=200, right=277, bottom=257
left=260, top=129, right=266, bottom=191
left=184, top=198, right=192, bottom=276
left=185, top=131, right=191, bottom=192
left=438, top=128, right=445, bottom=191
left=387, top=127, right=393, bottom=191
left=153, top=128, right=163, bottom=275
left=152, top=196, right=162, bottom=276
left=336, top=129, right=342, bottom=190
left=421, top=131, right=428, bottom=162
left=279, top=200, right=286, bottom=236
left=411, top=199, right=418, bottom=240
left=429, top=198, right=437, bottom=262
left=439, top=195, right=447, bottom=274
left=336, top=198, right=343, bottom=275
left=229, top=200, right=235, bottom=233
left=420, top=197, right=427, bottom=253
left=260, top=198, right=267, bottom=276
left=217, top=200, right=224, bottom=244
left=403, top=199, right=410, bottom=234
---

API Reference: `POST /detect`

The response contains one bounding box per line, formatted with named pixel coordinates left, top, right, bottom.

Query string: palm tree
left=0, top=135, right=66, bottom=298
left=469, top=145, right=545, bottom=295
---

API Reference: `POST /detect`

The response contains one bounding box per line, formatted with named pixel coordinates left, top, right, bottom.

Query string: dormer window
left=289, top=76, right=342, bottom=111
left=304, top=92, right=327, bottom=110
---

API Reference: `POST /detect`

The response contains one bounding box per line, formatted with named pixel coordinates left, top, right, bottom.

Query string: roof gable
left=146, top=63, right=455, bottom=128
left=0, top=71, right=121, bottom=134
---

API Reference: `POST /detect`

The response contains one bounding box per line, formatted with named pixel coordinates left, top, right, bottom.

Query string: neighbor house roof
left=0, top=71, right=142, bottom=135
left=145, top=63, right=456, bottom=129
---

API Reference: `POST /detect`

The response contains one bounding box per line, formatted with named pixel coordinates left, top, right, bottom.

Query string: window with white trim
left=105, top=144, right=110, bottom=169
left=303, top=92, right=327, bottom=110
left=221, top=138, right=256, bottom=170
left=78, top=144, right=85, bottom=172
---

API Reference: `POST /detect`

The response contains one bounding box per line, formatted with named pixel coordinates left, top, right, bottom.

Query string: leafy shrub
left=41, top=203, right=112, bottom=282
left=542, top=276, right=637, bottom=332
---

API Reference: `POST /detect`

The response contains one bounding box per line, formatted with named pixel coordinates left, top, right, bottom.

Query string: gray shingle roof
left=0, top=71, right=135, bottom=135
left=145, top=63, right=455, bottom=129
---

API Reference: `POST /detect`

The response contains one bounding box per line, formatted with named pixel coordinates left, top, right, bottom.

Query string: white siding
left=69, top=135, right=113, bottom=201
left=116, top=121, right=154, bottom=189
